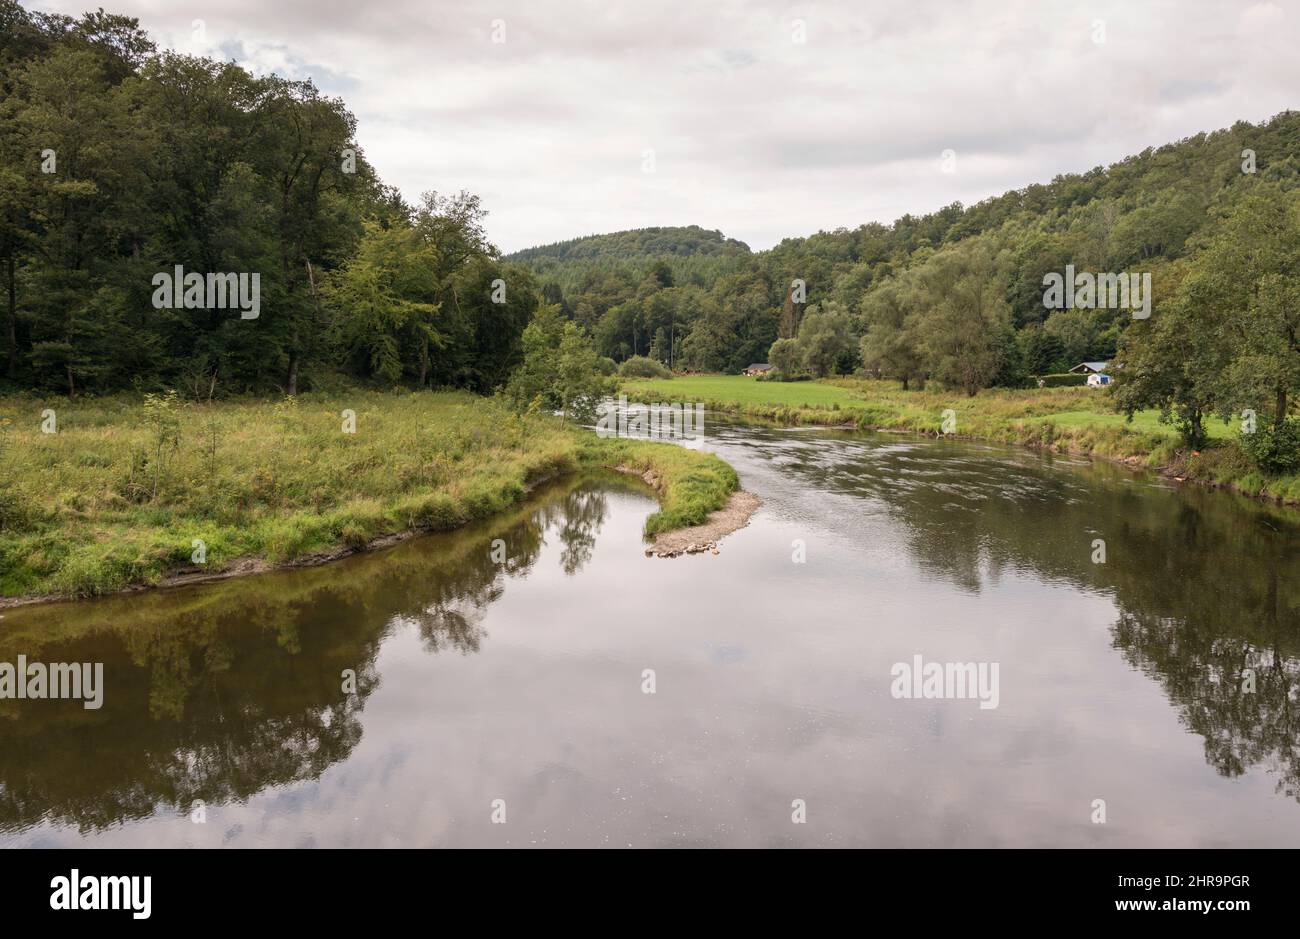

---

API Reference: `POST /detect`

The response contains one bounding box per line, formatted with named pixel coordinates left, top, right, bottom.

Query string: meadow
left=619, top=374, right=1299, bottom=506
left=0, top=391, right=736, bottom=601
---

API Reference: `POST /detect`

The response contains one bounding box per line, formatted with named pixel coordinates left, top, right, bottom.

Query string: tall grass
left=0, top=390, right=736, bottom=600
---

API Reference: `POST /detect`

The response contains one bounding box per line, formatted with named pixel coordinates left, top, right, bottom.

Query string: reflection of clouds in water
left=0, top=477, right=615, bottom=842
left=703, top=643, right=748, bottom=666
left=5, top=429, right=1300, bottom=846
left=706, top=419, right=1300, bottom=812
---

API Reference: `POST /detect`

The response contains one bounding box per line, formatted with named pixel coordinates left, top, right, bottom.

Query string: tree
left=912, top=238, right=1011, bottom=396
left=1184, top=188, right=1300, bottom=433
left=504, top=303, right=609, bottom=422
left=778, top=283, right=803, bottom=339
left=8, top=44, right=142, bottom=394
left=1020, top=323, right=1065, bottom=376
left=1111, top=286, right=1222, bottom=449
left=859, top=275, right=925, bottom=388
left=326, top=221, right=438, bottom=382
left=797, top=302, right=855, bottom=378
left=414, top=190, right=499, bottom=388
left=767, top=338, right=802, bottom=377
left=679, top=296, right=734, bottom=372
left=1042, top=308, right=1105, bottom=369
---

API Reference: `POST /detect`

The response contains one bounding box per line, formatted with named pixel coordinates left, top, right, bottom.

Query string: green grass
left=581, top=435, right=738, bottom=535
left=622, top=374, right=869, bottom=409
left=0, top=390, right=737, bottom=601
left=619, top=374, right=1300, bottom=506
left=1039, top=409, right=1234, bottom=440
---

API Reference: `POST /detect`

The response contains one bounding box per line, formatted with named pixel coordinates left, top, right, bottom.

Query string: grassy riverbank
left=0, top=390, right=737, bottom=602
left=620, top=375, right=1300, bottom=506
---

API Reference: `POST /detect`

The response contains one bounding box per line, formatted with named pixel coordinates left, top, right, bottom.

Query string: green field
left=622, top=375, right=869, bottom=409
left=621, top=374, right=1234, bottom=439
left=0, top=391, right=736, bottom=601
left=619, top=374, right=1299, bottom=506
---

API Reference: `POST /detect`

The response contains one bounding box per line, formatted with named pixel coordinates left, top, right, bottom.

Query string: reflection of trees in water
left=545, top=488, right=609, bottom=576
left=0, top=625, right=381, bottom=833
left=1113, top=567, right=1300, bottom=801
left=0, top=477, right=610, bottom=834
left=1115, top=613, right=1300, bottom=796
left=409, top=602, right=492, bottom=655
left=786, top=435, right=1300, bottom=799
left=403, top=486, right=608, bottom=651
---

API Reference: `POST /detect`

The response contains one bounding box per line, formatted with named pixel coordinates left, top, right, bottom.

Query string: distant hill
left=505, top=225, right=751, bottom=264
left=506, top=110, right=1300, bottom=375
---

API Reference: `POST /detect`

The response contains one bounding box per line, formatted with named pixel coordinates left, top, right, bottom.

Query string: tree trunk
left=1188, top=407, right=1205, bottom=449
left=286, top=353, right=299, bottom=396
left=65, top=305, right=75, bottom=397
left=1275, top=385, right=1288, bottom=429
left=419, top=336, right=429, bottom=387
left=5, top=253, right=15, bottom=376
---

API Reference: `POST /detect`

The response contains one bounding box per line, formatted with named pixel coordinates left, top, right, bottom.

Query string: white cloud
left=33, top=0, right=1300, bottom=252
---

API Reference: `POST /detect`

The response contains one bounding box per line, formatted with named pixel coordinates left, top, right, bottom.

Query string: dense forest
left=2, top=1, right=1297, bottom=462
left=510, top=116, right=1300, bottom=387
left=0, top=1, right=540, bottom=397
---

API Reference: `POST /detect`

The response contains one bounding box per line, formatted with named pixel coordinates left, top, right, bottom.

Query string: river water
left=2, top=421, right=1298, bottom=847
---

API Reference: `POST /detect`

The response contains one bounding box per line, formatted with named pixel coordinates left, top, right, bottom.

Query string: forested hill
left=513, top=110, right=1300, bottom=378
left=505, top=226, right=750, bottom=264
left=504, top=226, right=752, bottom=300
left=512, top=110, right=1300, bottom=303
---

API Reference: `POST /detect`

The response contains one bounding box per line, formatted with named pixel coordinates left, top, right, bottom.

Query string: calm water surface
left=2, top=421, right=1298, bottom=847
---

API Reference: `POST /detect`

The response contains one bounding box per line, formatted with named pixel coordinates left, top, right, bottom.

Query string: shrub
left=619, top=355, right=672, bottom=379
left=1039, top=373, right=1089, bottom=387
left=1239, top=418, right=1300, bottom=475
left=767, top=338, right=804, bottom=378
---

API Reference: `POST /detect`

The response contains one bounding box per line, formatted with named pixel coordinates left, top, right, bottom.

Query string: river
left=2, top=420, right=1297, bottom=847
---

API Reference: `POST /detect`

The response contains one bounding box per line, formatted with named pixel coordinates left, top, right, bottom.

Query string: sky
left=32, top=0, right=1300, bottom=254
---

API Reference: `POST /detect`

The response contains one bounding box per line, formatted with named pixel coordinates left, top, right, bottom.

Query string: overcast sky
left=32, top=0, right=1300, bottom=253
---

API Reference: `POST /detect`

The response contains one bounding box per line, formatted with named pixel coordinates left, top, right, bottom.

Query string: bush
left=618, top=355, right=672, bottom=379
left=1039, top=373, right=1089, bottom=387
left=1239, top=418, right=1300, bottom=475
left=595, top=357, right=618, bottom=376
left=767, top=337, right=805, bottom=379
